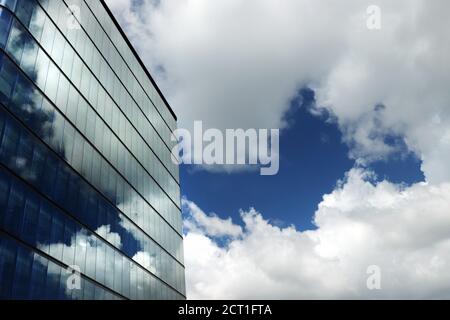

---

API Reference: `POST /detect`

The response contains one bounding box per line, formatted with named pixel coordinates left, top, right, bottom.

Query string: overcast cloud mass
left=106, top=0, right=450, bottom=299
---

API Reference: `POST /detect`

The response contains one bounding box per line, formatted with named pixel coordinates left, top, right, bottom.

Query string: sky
left=106, top=0, right=450, bottom=299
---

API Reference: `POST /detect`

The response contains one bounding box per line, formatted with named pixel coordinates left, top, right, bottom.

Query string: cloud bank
left=184, top=169, right=450, bottom=299
left=106, top=0, right=450, bottom=181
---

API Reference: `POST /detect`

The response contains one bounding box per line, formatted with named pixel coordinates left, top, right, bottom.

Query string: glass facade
left=0, top=0, right=185, bottom=300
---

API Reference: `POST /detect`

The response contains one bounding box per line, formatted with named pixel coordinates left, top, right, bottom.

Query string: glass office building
left=0, top=0, right=185, bottom=299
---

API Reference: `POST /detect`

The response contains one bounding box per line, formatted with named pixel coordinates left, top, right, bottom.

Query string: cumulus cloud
left=106, top=0, right=450, bottom=180
left=183, top=198, right=243, bottom=238
left=183, top=169, right=450, bottom=299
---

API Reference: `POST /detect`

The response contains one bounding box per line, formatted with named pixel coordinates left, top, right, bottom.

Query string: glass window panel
left=41, top=153, right=56, bottom=195
left=55, top=0, right=69, bottom=32
left=10, top=74, right=31, bottom=117
left=83, top=39, right=94, bottom=67
left=83, top=278, right=95, bottom=300
left=149, top=275, right=157, bottom=300
left=99, top=157, right=108, bottom=195
left=0, top=10, right=12, bottom=49
left=95, top=241, right=106, bottom=284
left=96, top=200, right=106, bottom=230
left=86, top=193, right=98, bottom=229
left=88, top=76, right=98, bottom=108
left=21, top=192, right=39, bottom=246
left=113, top=249, right=122, bottom=293
left=0, top=169, right=11, bottom=211
left=62, top=118, right=75, bottom=163
left=80, top=64, right=90, bottom=97
left=62, top=218, right=76, bottom=266
left=43, top=0, right=61, bottom=22
left=15, top=0, right=34, bottom=28
left=74, top=229, right=87, bottom=277
left=0, top=0, right=17, bottom=11
left=71, top=54, right=82, bottom=88
left=66, top=84, right=78, bottom=122
left=28, top=3, right=45, bottom=40
left=37, top=202, right=51, bottom=254
left=85, top=232, right=96, bottom=279
left=49, top=208, right=64, bottom=261
left=122, top=257, right=130, bottom=298
left=45, top=259, right=61, bottom=299
left=16, top=126, right=32, bottom=166
left=137, top=267, right=144, bottom=300
left=66, top=172, right=79, bottom=214
left=143, top=269, right=151, bottom=299
left=75, top=98, right=87, bottom=133
left=110, top=136, right=118, bottom=167
left=51, top=32, right=65, bottom=66
left=30, top=252, right=48, bottom=299
left=71, top=132, right=83, bottom=172
left=0, top=237, right=16, bottom=299
left=29, top=140, right=44, bottom=180
left=61, top=43, right=74, bottom=77
left=20, top=32, right=39, bottom=76
left=70, top=277, right=83, bottom=300
left=12, top=246, right=33, bottom=299
left=54, top=165, right=68, bottom=204
left=104, top=95, right=112, bottom=126
left=105, top=245, right=115, bottom=289
left=0, top=55, right=17, bottom=101
left=44, top=62, right=60, bottom=103
left=34, top=48, right=50, bottom=90
left=129, top=263, right=137, bottom=300
left=94, top=285, right=105, bottom=300
left=58, top=266, right=69, bottom=300
left=85, top=106, right=95, bottom=142
left=91, top=151, right=101, bottom=187
left=3, top=180, right=25, bottom=234
left=5, top=19, right=25, bottom=65
left=51, top=111, right=65, bottom=155
left=81, top=142, right=93, bottom=180
left=55, top=70, right=70, bottom=115
left=40, top=16, right=56, bottom=52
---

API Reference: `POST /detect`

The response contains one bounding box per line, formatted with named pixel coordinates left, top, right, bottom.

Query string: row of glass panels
left=39, top=0, right=180, bottom=182
left=0, top=169, right=184, bottom=300
left=0, top=89, right=185, bottom=296
left=0, top=4, right=183, bottom=234
left=83, top=0, right=178, bottom=132
left=14, top=0, right=181, bottom=205
left=0, top=232, right=125, bottom=300
left=0, top=47, right=186, bottom=287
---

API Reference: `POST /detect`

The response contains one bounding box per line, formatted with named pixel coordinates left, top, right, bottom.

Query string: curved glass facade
left=0, top=0, right=185, bottom=300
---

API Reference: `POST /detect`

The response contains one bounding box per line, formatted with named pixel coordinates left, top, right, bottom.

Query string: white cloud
left=96, top=224, right=122, bottom=248
left=183, top=198, right=243, bottom=238
left=105, top=0, right=450, bottom=180
left=183, top=169, right=450, bottom=299
left=133, top=251, right=157, bottom=274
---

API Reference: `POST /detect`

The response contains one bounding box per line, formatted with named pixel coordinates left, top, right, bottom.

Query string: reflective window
left=0, top=1, right=185, bottom=299
left=15, top=0, right=33, bottom=28
left=0, top=0, right=16, bottom=11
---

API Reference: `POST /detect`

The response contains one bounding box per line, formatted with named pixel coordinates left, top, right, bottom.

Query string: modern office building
left=0, top=0, right=185, bottom=299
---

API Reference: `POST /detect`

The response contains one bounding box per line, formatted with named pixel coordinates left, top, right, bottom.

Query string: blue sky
left=180, top=88, right=424, bottom=231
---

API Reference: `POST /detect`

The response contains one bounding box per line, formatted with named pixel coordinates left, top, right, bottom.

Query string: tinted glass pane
left=0, top=8, right=12, bottom=48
